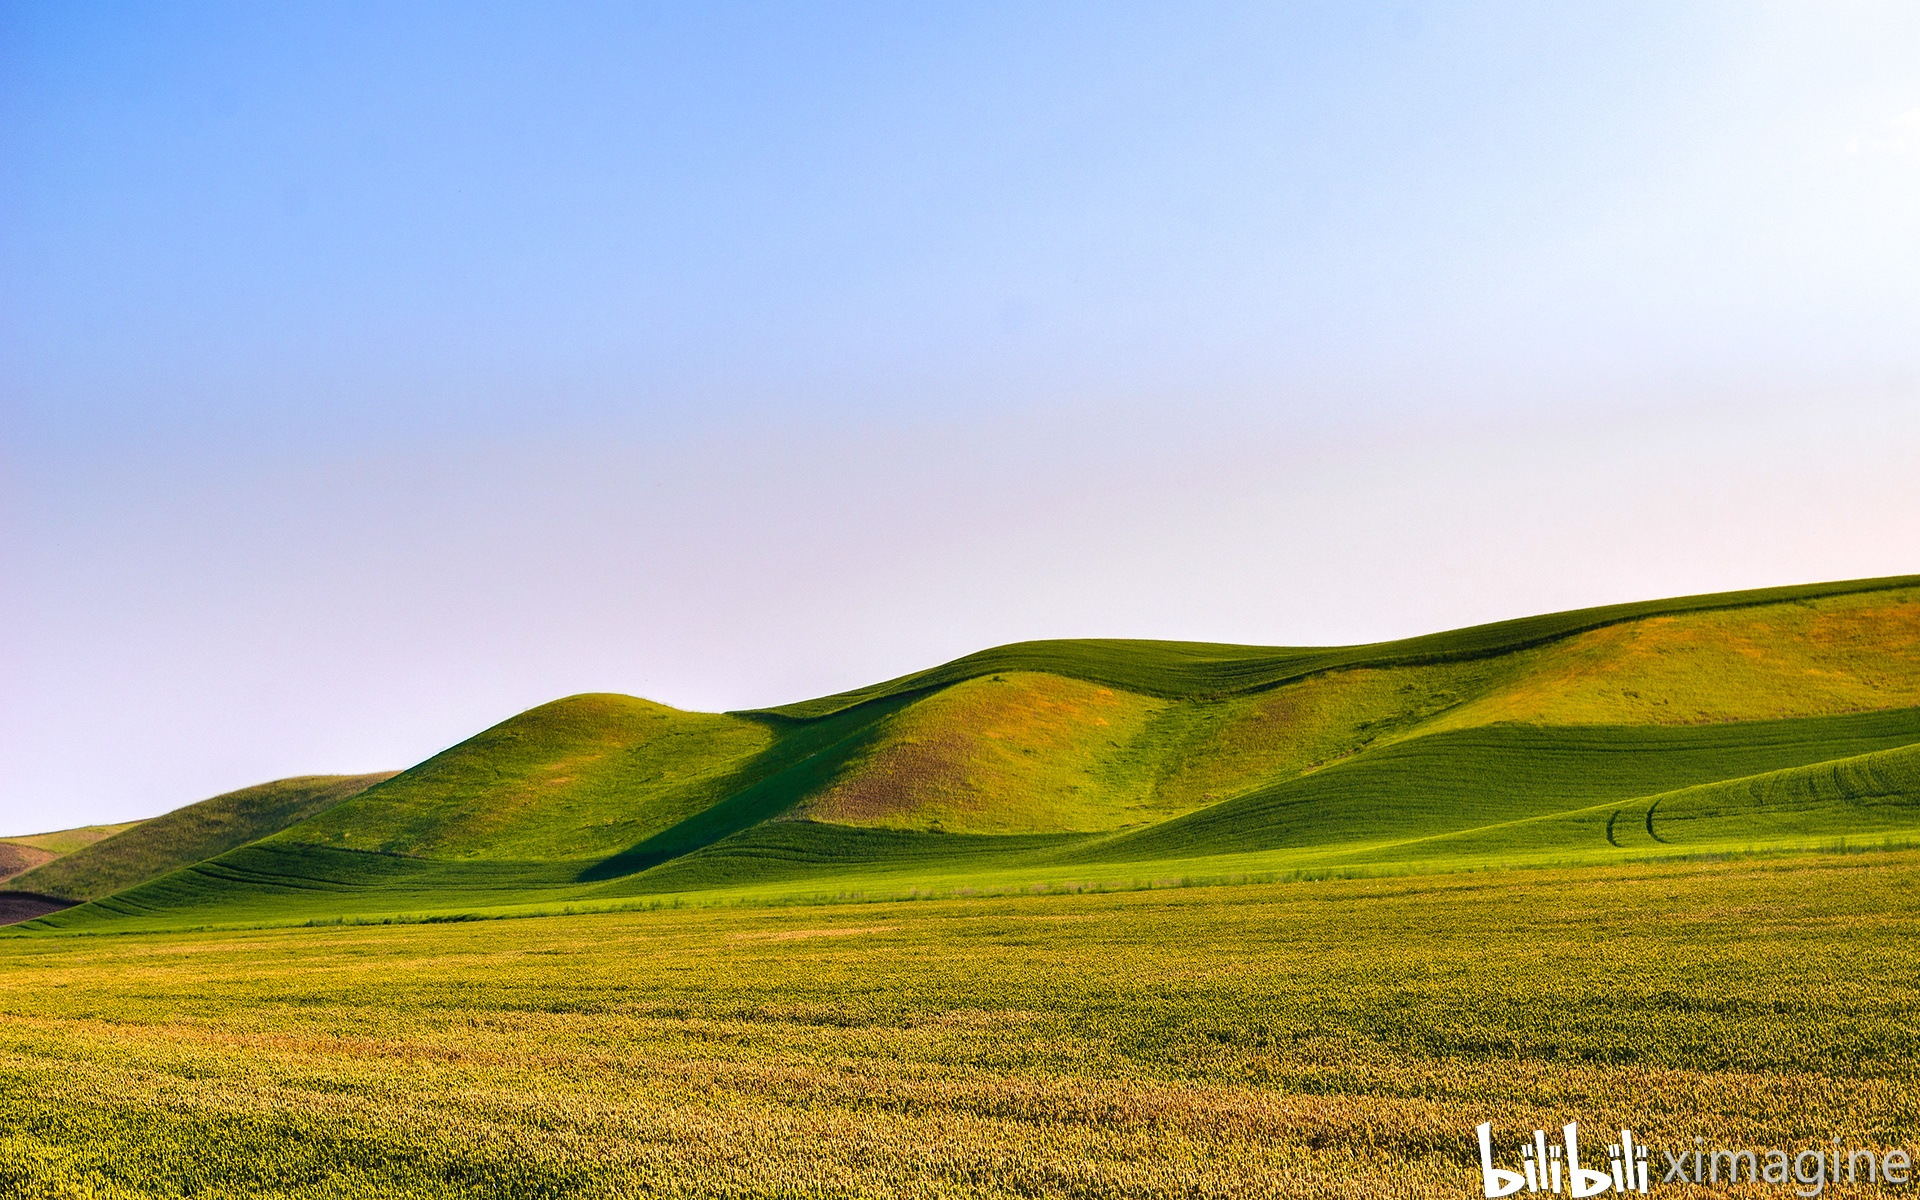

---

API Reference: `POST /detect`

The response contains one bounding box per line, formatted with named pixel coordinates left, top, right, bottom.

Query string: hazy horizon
left=6, top=2, right=1919, bottom=832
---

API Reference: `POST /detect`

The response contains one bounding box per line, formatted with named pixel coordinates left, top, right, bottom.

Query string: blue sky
left=4, top=2, right=1918, bottom=828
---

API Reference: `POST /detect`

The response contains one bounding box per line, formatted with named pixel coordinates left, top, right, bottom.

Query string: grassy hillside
left=15, top=575, right=1920, bottom=933
left=1, top=821, right=143, bottom=857
left=1427, top=584, right=1920, bottom=728
left=791, top=672, right=1171, bottom=833
left=1077, top=706, right=1920, bottom=865
left=5, top=775, right=393, bottom=902
left=756, top=574, right=1920, bottom=719
left=0, top=822, right=141, bottom=886
left=0, top=845, right=54, bottom=888
left=1401, top=739, right=1920, bottom=866
left=277, top=695, right=775, bottom=860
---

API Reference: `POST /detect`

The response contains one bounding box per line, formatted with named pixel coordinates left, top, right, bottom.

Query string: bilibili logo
left=1476, top=1122, right=1649, bottom=1197
left=1474, top=1122, right=1915, bottom=1195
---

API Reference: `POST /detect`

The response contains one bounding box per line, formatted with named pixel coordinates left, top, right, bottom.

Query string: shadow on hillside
left=0, top=891, right=78, bottom=926
left=573, top=695, right=914, bottom=883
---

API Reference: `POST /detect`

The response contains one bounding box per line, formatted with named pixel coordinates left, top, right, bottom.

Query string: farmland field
left=4, top=852, right=1919, bottom=1199
left=6, top=578, right=1920, bottom=1198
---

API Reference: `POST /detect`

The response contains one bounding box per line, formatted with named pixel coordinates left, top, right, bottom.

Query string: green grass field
left=4, top=577, right=1920, bottom=1196
left=2, top=853, right=1917, bottom=1198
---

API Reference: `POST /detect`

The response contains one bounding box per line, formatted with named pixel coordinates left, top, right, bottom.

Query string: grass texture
left=2, top=853, right=1918, bottom=1199
left=754, top=574, right=1920, bottom=718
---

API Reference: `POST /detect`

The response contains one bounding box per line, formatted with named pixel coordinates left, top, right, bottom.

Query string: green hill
left=1069, top=706, right=1920, bottom=865
left=755, top=574, right=1920, bottom=718
left=0, top=822, right=142, bottom=886
left=4, top=774, right=394, bottom=903
left=16, top=574, right=1920, bottom=934
left=279, top=696, right=773, bottom=860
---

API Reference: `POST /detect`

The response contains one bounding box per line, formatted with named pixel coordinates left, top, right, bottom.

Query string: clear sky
left=4, top=2, right=1918, bottom=832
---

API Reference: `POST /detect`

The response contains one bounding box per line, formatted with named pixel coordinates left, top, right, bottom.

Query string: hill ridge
left=5, top=774, right=395, bottom=903
left=750, top=574, right=1920, bottom=720
left=13, top=574, right=1920, bottom=933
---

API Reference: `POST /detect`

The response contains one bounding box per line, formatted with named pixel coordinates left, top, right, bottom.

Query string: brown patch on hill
left=0, top=842, right=58, bottom=885
left=792, top=672, right=1166, bottom=831
left=0, top=892, right=77, bottom=926
left=804, top=733, right=977, bottom=823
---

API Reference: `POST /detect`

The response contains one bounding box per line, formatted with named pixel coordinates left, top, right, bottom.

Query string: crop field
left=4, top=852, right=1918, bottom=1199
left=5, top=578, right=1918, bottom=1197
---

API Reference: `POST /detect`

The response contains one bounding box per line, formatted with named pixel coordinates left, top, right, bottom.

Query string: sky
left=3, top=1, right=1918, bottom=832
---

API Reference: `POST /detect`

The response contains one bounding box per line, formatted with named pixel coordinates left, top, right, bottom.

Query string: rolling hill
left=0, top=822, right=142, bottom=886
left=14, top=574, right=1920, bottom=934
left=2, top=774, right=394, bottom=907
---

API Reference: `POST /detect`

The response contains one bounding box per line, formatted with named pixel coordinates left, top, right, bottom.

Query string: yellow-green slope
left=277, top=694, right=776, bottom=860
left=5, top=777, right=391, bottom=902
left=0, top=824, right=140, bottom=887
left=783, top=586, right=1920, bottom=838
left=1427, top=584, right=1920, bottom=729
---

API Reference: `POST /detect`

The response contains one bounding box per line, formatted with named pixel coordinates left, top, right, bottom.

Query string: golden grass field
left=8, top=581, right=1920, bottom=1196
left=6, top=851, right=1918, bottom=1199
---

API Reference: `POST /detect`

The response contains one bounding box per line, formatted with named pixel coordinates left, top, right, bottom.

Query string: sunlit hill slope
left=0, top=822, right=141, bottom=887
left=13, top=575, right=1920, bottom=933
left=5, top=774, right=395, bottom=907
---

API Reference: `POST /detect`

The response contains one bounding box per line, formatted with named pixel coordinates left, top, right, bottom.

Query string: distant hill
left=4, top=774, right=394, bottom=902
left=0, top=822, right=141, bottom=885
left=17, top=574, right=1920, bottom=934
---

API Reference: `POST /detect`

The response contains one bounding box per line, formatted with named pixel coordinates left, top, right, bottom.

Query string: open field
left=5, top=580, right=1919, bottom=1196
left=4, top=853, right=1919, bottom=1198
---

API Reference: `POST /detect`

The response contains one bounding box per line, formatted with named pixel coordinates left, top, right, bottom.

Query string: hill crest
left=15, top=574, right=1920, bottom=933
